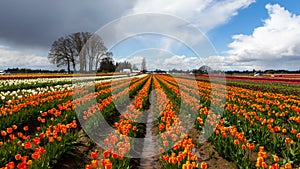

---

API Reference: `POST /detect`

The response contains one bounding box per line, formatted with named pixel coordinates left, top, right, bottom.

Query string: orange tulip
left=32, top=137, right=41, bottom=145
left=23, top=126, right=28, bottom=131
left=15, top=154, right=22, bottom=160
left=56, top=136, right=62, bottom=142
left=103, top=150, right=110, bottom=158
left=282, top=128, right=287, bottom=133
left=6, top=162, right=15, bottom=169
left=242, top=144, right=246, bottom=150
left=6, top=127, right=13, bottom=134
left=284, top=163, right=292, bottom=169
left=48, top=136, right=54, bottom=143
left=91, top=160, right=98, bottom=168
left=273, top=155, right=279, bottom=162
left=285, top=138, right=290, bottom=144
left=201, top=162, right=207, bottom=169
left=258, top=146, right=265, bottom=152
left=261, top=162, right=267, bottom=168
left=1, top=130, right=7, bottom=136
left=159, top=123, right=165, bottom=131
left=39, top=133, right=45, bottom=138
left=24, top=142, right=31, bottom=149
left=91, top=151, right=98, bottom=159
left=31, top=152, right=41, bottom=160
left=27, top=160, right=32, bottom=165
left=85, top=164, right=92, bottom=169
left=12, top=125, right=18, bottom=130
left=248, top=143, right=255, bottom=151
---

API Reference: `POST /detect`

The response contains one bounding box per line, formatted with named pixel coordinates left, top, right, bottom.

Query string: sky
left=0, top=0, right=299, bottom=71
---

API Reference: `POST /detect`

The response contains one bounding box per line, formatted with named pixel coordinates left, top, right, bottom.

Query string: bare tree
left=48, top=37, right=74, bottom=73
left=81, top=34, right=108, bottom=72
left=49, top=32, right=110, bottom=73
left=68, top=32, right=91, bottom=73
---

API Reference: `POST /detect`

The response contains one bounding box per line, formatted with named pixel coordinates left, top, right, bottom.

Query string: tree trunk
left=67, top=60, right=71, bottom=74
left=89, top=56, right=94, bottom=72
left=71, top=58, right=76, bottom=73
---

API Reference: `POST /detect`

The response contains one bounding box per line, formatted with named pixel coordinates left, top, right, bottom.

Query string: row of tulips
left=0, top=96, right=78, bottom=168
left=0, top=76, right=147, bottom=168
left=0, top=80, right=113, bottom=155
left=2, top=73, right=298, bottom=168
left=175, top=77, right=298, bottom=143
left=86, top=75, right=153, bottom=169
left=29, top=77, right=147, bottom=169
left=0, top=78, right=115, bottom=168
left=153, top=76, right=208, bottom=169
left=0, top=90, right=74, bottom=131
left=158, top=75, right=300, bottom=168
left=0, top=77, right=136, bottom=131
left=170, top=76, right=299, bottom=138
left=0, top=84, right=75, bottom=106
left=0, top=74, right=125, bottom=92
left=178, top=75, right=299, bottom=135
left=78, top=75, right=150, bottom=133
left=220, top=84, right=299, bottom=168
left=0, top=74, right=132, bottom=106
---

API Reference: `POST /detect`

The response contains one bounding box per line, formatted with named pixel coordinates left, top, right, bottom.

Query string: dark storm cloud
left=0, top=0, right=135, bottom=49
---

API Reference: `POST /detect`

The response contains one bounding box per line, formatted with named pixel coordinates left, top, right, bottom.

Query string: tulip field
left=0, top=74, right=299, bottom=169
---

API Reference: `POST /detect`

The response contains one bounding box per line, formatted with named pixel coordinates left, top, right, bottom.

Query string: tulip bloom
left=285, top=138, right=290, bottom=144
left=201, top=162, right=207, bottom=169
left=24, top=142, right=31, bottom=149
left=32, top=137, right=41, bottom=145
left=284, top=163, right=292, bottom=169
left=91, top=151, right=98, bottom=159
left=6, top=127, right=13, bottom=134
left=273, top=155, right=279, bottom=162
left=1, top=130, right=7, bottom=136
left=23, top=126, right=29, bottom=131
left=15, top=154, right=22, bottom=161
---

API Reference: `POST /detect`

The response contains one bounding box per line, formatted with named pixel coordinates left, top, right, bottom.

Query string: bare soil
left=188, top=128, right=237, bottom=169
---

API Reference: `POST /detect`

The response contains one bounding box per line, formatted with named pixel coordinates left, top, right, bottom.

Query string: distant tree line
left=3, top=67, right=300, bottom=74
left=225, top=69, right=300, bottom=75
left=3, top=65, right=300, bottom=75
left=169, top=66, right=300, bottom=75
left=4, top=68, right=67, bottom=74
left=98, top=59, right=139, bottom=73
left=168, top=69, right=190, bottom=73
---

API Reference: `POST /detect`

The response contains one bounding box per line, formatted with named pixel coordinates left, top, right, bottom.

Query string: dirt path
left=133, top=90, right=160, bottom=169
left=188, top=128, right=237, bottom=169
left=52, top=130, right=93, bottom=169
left=137, top=109, right=160, bottom=169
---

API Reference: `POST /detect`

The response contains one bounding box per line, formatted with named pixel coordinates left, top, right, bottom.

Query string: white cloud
left=226, top=4, right=300, bottom=70
left=161, top=55, right=233, bottom=70
left=163, top=55, right=197, bottom=70
left=98, top=0, right=255, bottom=60
left=0, top=45, right=56, bottom=69
left=98, top=0, right=256, bottom=71
left=130, top=0, right=255, bottom=32
left=122, top=55, right=144, bottom=65
left=116, top=53, right=254, bottom=71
